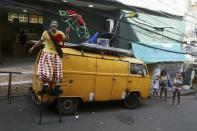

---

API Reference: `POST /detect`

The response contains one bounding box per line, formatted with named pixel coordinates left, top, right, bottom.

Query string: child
left=152, top=75, right=160, bottom=97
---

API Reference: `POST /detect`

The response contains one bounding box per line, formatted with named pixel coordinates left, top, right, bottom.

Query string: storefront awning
left=131, top=42, right=188, bottom=64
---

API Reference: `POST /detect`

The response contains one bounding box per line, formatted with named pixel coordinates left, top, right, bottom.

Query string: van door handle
left=128, top=80, right=132, bottom=83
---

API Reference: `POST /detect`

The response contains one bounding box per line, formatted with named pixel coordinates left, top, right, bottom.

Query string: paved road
left=0, top=95, right=197, bottom=131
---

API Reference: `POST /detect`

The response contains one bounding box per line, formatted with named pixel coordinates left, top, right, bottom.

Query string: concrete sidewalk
left=0, top=66, right=34, bottom=96
left=179, top=88, right=197, bottom=96
left=150, top=88, right=197, bottom=98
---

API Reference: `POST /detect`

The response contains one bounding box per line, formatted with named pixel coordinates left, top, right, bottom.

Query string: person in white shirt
left=152, top=75, right=160, bottom=97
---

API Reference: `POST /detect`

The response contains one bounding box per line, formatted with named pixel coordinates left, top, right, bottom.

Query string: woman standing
left=172, top=72, right=183, bottom=108
left=160, top=70, right=169, bottom=101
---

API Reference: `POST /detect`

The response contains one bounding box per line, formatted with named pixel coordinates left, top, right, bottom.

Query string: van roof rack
left=64, top=43, right=134, bottom=57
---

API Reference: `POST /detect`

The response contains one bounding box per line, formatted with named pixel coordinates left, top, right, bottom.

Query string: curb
left=181, top=90, right=196, bottom=96
left=150, top=89, right=197, bottom=98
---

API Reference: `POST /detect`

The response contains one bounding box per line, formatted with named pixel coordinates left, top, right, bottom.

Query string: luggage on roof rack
left=64, top=43, right=133, bottom=57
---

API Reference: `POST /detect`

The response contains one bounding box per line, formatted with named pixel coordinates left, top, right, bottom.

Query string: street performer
left=29, top=19, right=70, bottom=93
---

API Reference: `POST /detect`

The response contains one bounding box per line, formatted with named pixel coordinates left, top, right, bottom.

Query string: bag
left=160, top=80, right=166, bottom=86
left=167, top=79, right=173, bottom=88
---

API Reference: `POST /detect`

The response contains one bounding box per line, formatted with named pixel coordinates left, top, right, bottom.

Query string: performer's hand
left=29, top=47, right=34, bottom=53
left=29, top=44, right=36, bottom=53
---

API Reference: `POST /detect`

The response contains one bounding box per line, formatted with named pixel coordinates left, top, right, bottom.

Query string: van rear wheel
left=123, top=93, right=139, bottom=109
left=57, top=98, right=79, bottom=115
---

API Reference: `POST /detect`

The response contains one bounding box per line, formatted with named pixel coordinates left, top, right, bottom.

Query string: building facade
left=0, top=0, right=188, bottom=64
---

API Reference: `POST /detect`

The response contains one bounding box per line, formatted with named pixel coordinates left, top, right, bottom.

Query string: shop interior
left=0, top=8, right=43, bottom=64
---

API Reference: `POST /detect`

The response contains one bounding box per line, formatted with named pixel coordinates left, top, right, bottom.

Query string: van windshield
left=130, top=64, right=147, bottom=76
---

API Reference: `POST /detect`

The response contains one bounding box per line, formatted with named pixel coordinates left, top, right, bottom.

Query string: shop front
left=0, top=1, right=44, bottom=64
left=0, top=0, right=121, bottom=65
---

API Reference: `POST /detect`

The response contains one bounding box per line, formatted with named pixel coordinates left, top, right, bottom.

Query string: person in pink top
left=172, top=72, right=183, bottom=108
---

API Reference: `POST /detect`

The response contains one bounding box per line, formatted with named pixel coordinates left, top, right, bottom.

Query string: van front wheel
left=57, top=98, right=79, bottom=115
left=123, top=93, right=139, bottom=109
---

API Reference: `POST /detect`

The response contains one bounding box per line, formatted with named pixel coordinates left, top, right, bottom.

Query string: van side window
left=130, top=64, right=147, bottom=76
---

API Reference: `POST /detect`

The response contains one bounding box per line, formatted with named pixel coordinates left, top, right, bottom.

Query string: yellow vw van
left=30, top=43, right=151, bottom=115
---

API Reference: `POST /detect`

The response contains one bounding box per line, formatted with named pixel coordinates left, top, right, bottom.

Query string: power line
left=129, top=21, right=197, bottom=48
left=118, top=27, right=169, bottom=42
left=121, top=19, right=182, bottom=42
left=117, top=2, right=197, bottom=47
left=84, top=24, right=196, bottom=57
left=61, top=0, right=197, bottom=55
left=79, top=17, right=196, bottom=58
left=84, top=16, right=180, bottom=44
left=122, top=3, right=187, bottom=35
left=74, top=13, right=172, bottom=42
left=131, top=18, right=185, bottom=37
left=131, top=0, right=197, bottom=26
left=119, top=35, right=196, bottom=56
left=63, top=5, right=196, bottom=56
left=158, top=0, right=197, bottom=23
left=66, top=2, right=186, bottom=42
left=133, top=42, right=187, bottom=54
left=62, top=0, right=197, bottom=48
left=62, top=0, right=187, bottom=36
left=118, top=35, right=197, bottom=56
left=135, top=18, right=185, bottom=36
